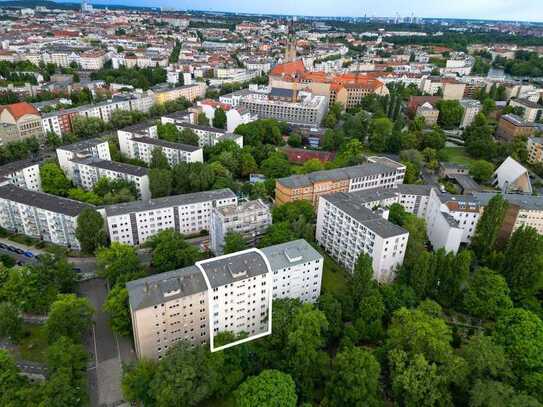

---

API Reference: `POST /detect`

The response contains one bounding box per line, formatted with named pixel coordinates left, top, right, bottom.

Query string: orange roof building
left=0, top=102, right=43, bottom=142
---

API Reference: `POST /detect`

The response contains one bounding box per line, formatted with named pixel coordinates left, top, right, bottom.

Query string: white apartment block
left=56, top=138, right=111, bottom=179
left=210, top=199, right=272, bottom=255
left=316, top=191, right=409, bottom=282
left=460, top=99, right=481, bottom=129
left=105, top=189, right=238, bottom=246
left=261, top=239, right=323, bottom=304
left=239, top=89, right=327, bottom=127
left=0, top=184, right=90, bottom=249
left=160, top=118, right=243, bottom=148
left=0, top=160, right=41, bottom=191
left=127, top=239, right=323, bottom=359
left=118, top=122, right=203, bottom=166
left=70, top=158, right=151, bottom=201
left=425, top=188, right=481, bottom=254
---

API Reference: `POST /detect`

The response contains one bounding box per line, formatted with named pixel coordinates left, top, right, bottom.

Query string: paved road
left=80, top=278, right=136, bottom=407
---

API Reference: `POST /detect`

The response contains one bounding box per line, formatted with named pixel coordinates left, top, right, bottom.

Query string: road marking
left=92, top=324, right=99, bottom=367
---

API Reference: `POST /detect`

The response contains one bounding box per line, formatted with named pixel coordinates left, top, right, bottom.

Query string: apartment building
left=153, top=83, right=207, bottom=104
left=275, top=156, right=406, bottom=206
left=415, top=102, right=439, bottom=126
left=127, top=239, right=323, bottom=359
left=509, top=98, right=543, bottom=123
left=527, top=136, right=543, bottom=163
left=496, top=114, right=543, bottom=141
left=316, top=191, right=409, bottom=282
left=210, top=199, right=272, bottom=255
left=459, top=99, right=481, bottom=128
left=197, top=99, right=256, bottom=134
left=70, top=158, right=151, bottom=200
left=105, top=189, right=237, bottom=245
left=127, top=248, right=272, bottom=358
left=239, top=89, right=327, bottom=127
left=260, top=239, right=323, bottom=304
left=161, top=119, right=243, bottom=148
left=0, top=159, right=41, bottom=191
left=79, top=49, right=108, bottom=70
left=473, top=192, right=543, bottom=240
left=57, top=138, right=111, bottom=179
left=397, top=184, right=432, bottom=218
left=0, top=184, right=90, bottom=249
left=425, top=188, right=481, bottom=254
left=118, top=122, right=203, bottom=166
left=0, top=102, right=44, bottom=142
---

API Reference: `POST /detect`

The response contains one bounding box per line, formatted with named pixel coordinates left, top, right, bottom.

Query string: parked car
left=23, top=251, right=34, bottom=258
left=7, top=246, right=17, bottom=252
left=14, top=248, right=25, bottom=254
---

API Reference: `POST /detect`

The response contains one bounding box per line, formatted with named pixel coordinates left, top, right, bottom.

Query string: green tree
left=461, top=334, right=510, bottom=382
left=150, top=343, right=223, bottom=406
left=494, top=308, right=543, bottom=377
left=75, top=208, right=107, bottom=254
left=469, top=160, right=495, bottom=183
left=368, top=117, right=393, bottom=153
left=46, top=294, right=94, bottom=343
left=471, top=195, right=508, bottom=261
left=40, top=162, right=72, bottom=196
left=122, top=358, right=158, bottom=406
left=436, top=100, right=464, bottom=129
left=284, top=303, right=329, bottom=400
left=213, top=108, right=227, bottom=129
left=71, top=116, right=105, bottom=138
left=179, top=128, right=199, bottom=146
left=149, top=168, right=173, bottom=198
left=146, top=229, right=202, bottom=273
left=150, top=148, right=170, bottom=170
left=235, top=370, right=297, bottom=407
left=422, top=127, right=446, bottom=150
left=103, top=286, right=132, bottom=337
left=325, top=346, right=381, bottom=407
left=260, top=152, right=291, bottom=179
left=239, top=151, right=258, bottom=178
left=463, top=267, right=512, bottom=319
left=198, top=112, right=209, bottom=126
left=287, top=132, right=302, bottom=147
left=501, top=226, right=543, bottom=306
left=223, top=231, right=248, bottom=254
left=470, top=380, right=542, bottom=407
left=96, top=242, right=143, bottom=286
left=0, top=302, right=22, bottom=342
left=317, top=293, right=343, bottom=341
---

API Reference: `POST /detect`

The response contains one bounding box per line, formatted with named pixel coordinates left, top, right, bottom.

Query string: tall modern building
left=127, top=239, right=323, bottom=359
left=316, top=191, right=409, bottom=282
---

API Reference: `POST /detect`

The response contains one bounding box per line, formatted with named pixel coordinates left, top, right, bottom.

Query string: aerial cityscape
left=0, top=0, right=542, bottom=406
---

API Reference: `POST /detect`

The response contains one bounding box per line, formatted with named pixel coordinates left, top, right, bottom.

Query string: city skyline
left=64, top=0, right=543, bottom=23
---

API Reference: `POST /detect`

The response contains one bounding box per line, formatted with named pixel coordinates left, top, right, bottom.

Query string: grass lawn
left=18, top=324, right=48, bottom=363
left=440, top=147, right=476, bottom=167
left=321, top=253, right=351, bottom=296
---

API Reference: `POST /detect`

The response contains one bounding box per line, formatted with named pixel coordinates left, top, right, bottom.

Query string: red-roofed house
left=0, top=102, right=43, bottom=142
left=197, top=99, right=256, bottom=133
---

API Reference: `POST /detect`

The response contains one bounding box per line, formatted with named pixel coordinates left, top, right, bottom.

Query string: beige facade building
left=0, top=102, right=43, bottom=142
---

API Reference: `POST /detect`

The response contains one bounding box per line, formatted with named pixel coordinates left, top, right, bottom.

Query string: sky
left=87, top=0, right=543, bottom=23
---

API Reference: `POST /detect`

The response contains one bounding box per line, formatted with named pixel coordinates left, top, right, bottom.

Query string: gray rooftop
left=126, top=266, right=207, bottom=311
left=199, top=249, right=270, bottom=289
left=324, top=192, right=408, bottom=238
left=397, top=184, right=433, bottom=196
left=261, top=239, right=322, bottom=271
left=58, top=138, right=107, bottom=152
left=73, top=158, right=149, bottom=177
left=133, top=136, right=201, bottom=152
left=0, top=158, right=40, bottom=176
left=277, top=162, right=399, bottom=189
left=473, top=192, right=543, bottom=211
left=0, top=184, right=92, bottom=217
left=104, top=188, right=236, bottom=217
left=175, top=122, right=227, bottom=134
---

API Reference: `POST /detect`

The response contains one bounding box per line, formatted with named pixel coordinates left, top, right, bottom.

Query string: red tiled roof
left=270, top=60, right=306, bottom=78
left=0, top=102, right=39, bottom=120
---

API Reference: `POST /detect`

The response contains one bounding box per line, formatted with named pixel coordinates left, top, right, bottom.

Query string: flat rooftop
left=133, top=136, right=201, bottom=152
left=0, top=184, right=92, bottom=217
left=73, top=158, right=149, bottom=177
left=104, top=188, right=236, bottom=217
left=260, top=239, right=322, bottom=271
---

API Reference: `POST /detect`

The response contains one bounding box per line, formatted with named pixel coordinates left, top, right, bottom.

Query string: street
left=80, top=278, right=136, bottom=407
